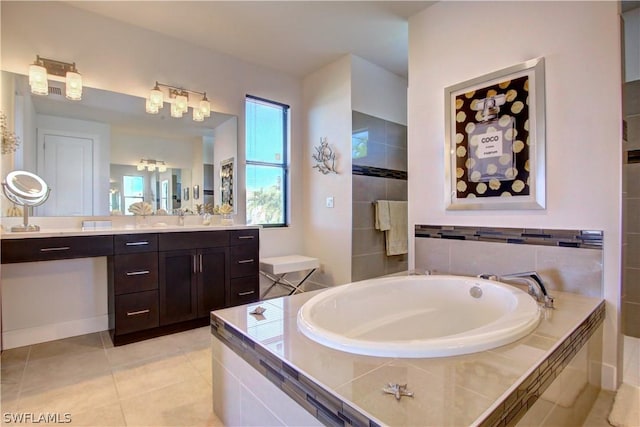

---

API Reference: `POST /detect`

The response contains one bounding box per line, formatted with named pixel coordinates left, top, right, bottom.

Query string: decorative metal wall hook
left=312, top=137, right=338, bottom=175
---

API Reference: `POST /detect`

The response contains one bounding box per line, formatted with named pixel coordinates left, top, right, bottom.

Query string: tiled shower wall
left=351, top=111, right=408, bottom=282
left=623, top=79, right=640, bottom=338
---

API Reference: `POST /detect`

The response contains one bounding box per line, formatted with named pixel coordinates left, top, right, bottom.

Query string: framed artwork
left=444, top=57, right=546, bottom=210
left=220, top=157, right=234, bottom=208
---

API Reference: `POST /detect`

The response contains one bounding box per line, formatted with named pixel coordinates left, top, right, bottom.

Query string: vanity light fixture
left=146, top=81, right=212, bottom=122
left=28, top=55, right=82, bottom=100
left=137, top=158, right=168, bottom=173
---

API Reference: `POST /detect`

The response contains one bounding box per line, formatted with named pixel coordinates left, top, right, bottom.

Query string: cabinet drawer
left=229, top=276, right=259, bottom=306
left=113, top=253, right=158, bottom=295
left=115, top=290, right=159, bottom=335
left=114, top=234, right=158, bottom=254
left=229, top=245, right=259, bottom=278
left=1, top=235, right=113, bottom=264
left=229, top=229, right=259, bottom=246
left=159, top=231, right=228, bottom=251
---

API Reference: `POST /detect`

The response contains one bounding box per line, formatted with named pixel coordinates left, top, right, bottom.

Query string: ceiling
left=67, top=1, right=435, bottom=78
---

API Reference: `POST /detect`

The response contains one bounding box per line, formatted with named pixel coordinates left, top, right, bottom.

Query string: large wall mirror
left=1, top=71, right=237, bottom=217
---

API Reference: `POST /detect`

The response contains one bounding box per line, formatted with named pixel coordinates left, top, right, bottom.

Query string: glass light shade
left=199, top=99, right=211, bottom=117
left=170, top=103, right=183, bottom=118
left=29, top=64, right=48, bottom=96
left=175, top=94, right=188, bottom=113
left=147, top=163, right=156, bottom=172
left=192, top=108, right=204, bottom=122
left=158, top=164, right=167, bottom=173
left=137, top=163, right=146, bottom=171
left=149, top=88, right=164, bottom=107
left=65, top=71, right=83, bottom=100
left=145, top=98, right=159, bottom=114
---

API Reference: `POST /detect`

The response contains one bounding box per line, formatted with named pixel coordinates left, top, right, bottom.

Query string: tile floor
left=1, top=330, right=638, bottom=426
left=1, top=327, right=222, bottom=426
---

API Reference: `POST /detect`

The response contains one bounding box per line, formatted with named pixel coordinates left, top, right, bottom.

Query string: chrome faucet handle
left=480, top=272, right=554, bottom=309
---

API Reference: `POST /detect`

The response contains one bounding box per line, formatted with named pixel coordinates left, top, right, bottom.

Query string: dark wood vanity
left=1, top=228, right=259, bottom=345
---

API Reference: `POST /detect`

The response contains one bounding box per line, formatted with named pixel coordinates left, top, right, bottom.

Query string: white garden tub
left=297, top=275, right=541, bottom=358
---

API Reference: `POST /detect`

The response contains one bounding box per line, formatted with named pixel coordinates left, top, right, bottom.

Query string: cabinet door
left=197, top=247, right=227, bottom=317
left=159, top=249, right=198, bottom=325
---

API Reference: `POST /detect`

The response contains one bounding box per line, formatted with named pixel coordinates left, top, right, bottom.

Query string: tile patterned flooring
left=1, top=327, right=222, bottom=426
left=1, top=330, right=638, bottom=426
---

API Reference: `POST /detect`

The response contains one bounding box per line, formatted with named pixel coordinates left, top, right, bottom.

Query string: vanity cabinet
left=109, top=233, right=159, bottom=338
left=228, top=229, right=260, bottom=306
left=1, top=235, right=113, bottom=263
left=158, top=232, right=229, bottom=326
left=2, top=228, right=259, bottom=346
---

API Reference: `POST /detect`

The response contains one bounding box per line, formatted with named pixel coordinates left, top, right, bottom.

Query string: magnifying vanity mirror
left=1, top=71, right=238, bottom=218
left=2, top=170, right=51, bottom=231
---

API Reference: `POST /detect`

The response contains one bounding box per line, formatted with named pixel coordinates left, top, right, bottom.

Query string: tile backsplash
left=414, top=225, right=603, bottom=298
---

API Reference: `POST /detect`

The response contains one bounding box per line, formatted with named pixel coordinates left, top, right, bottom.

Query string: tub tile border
left=478, top=300, right=606, bottom=427
left=211, top=301, right=604, bottom=427
left=415, top=225, right=603, bottom=249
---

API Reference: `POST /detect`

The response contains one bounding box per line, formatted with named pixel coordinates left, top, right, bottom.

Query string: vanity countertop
left=0, top=224, right=259, bottom=239
left=211, top=285, right=605, bottom=426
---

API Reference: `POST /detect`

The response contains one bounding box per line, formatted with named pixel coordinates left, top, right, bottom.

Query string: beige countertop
left=211, top=285, right=604, bottom=426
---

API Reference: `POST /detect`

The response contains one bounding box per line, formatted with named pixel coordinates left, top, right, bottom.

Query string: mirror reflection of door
left=37, top=130, right=94, bottom=216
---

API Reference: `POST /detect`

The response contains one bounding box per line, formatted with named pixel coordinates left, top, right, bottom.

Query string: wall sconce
left=137, top=158, right=167, bottom=172
left=28, top=55, right=82, bottom=100
left=145, top=81, right=211, bottom=122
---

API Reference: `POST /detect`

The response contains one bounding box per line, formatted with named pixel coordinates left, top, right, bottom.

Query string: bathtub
left=297, top=274, right=541, bottom=358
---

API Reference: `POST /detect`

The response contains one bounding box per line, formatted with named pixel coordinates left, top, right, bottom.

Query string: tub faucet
left=478, top=271, right=554, bottom=309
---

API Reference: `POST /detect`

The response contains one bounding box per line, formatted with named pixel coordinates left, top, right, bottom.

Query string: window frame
left=245, top=94, right=290, bottom=227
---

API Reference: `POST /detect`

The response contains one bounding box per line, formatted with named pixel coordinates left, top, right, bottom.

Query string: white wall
left=408, top=1, right=622, bottom=389
left=302, top=56, right=353, bottom=286
left=351, top=55, right=407, bottom=126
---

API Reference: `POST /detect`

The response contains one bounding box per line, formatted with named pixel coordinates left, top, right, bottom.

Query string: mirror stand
left=11, top=205, right=41, bottom=232
left=2, top=170, right=52, bottom=232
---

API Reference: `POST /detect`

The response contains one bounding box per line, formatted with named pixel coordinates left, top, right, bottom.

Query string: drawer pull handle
left=238, top=290, right=255, bottom=296
left=126, top=309, right=150, bottom=316
left=40, top=246, right=70, bottom=252
left=126, top=270, right=150, bottom=276
left=238, top=236, right=255, bottom=240
left=125, top=241, right=149, bottom=246
left=237, top=259, right=254, bottom=264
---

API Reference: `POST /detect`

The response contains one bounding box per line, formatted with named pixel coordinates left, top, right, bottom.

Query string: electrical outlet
left=326, top=197, right=334, bottom=208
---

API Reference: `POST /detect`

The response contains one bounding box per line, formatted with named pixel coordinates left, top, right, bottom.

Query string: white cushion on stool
left=259, top=255, right=319, bottom=275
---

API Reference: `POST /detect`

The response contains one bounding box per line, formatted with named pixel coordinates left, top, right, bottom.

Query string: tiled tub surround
left=414, top=226, right=603, bottom=298
left=352, top=111, right=408, bottom=282
left=210, top=288, right=604, bottom=426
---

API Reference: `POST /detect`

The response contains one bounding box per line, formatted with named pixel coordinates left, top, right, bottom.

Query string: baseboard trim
left=2, top=315, right=108, bottom=349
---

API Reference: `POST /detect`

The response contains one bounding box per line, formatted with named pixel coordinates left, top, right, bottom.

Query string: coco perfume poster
left=445, top=58, right=546, bottom=210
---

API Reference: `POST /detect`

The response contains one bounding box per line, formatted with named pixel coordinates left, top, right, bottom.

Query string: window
left=122, top=175, right=144, bottom=215
left=245, top=95, right=289, bottom=226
